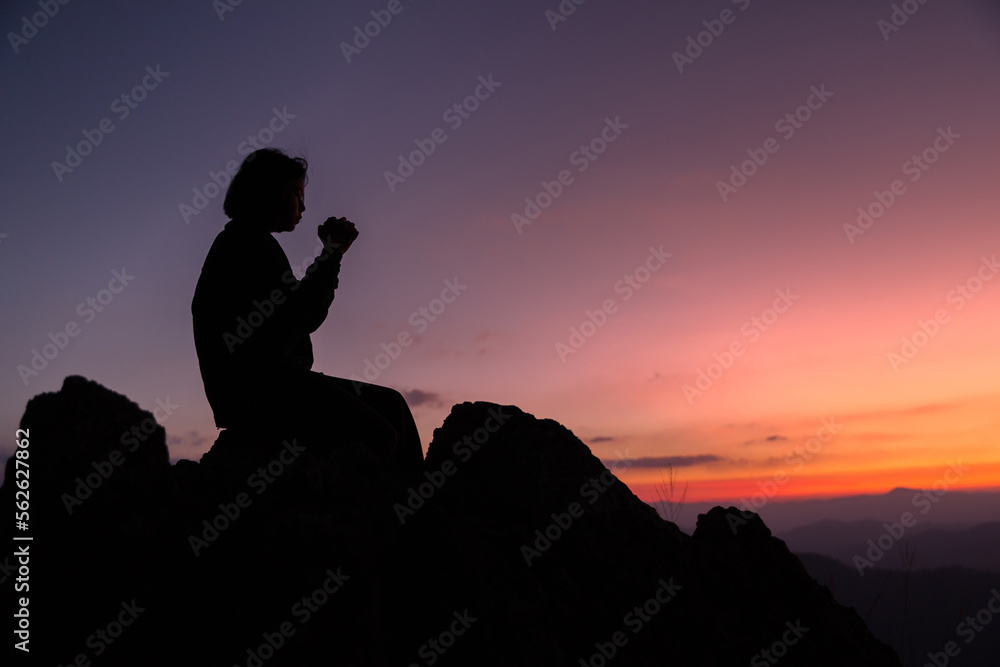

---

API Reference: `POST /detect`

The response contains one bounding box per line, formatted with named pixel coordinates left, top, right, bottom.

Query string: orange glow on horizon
left=620, top=461, right=1000, bottom=506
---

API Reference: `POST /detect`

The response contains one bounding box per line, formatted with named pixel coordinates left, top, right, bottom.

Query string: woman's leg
left=322, top=375, right=424, bottom=472
left=237, top=369, right=392, bottom=454
left=230, top=368, right=423, bottom=469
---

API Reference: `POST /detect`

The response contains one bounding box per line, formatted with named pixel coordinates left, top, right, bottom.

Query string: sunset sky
left=3, top=0, right=1000, bottom=506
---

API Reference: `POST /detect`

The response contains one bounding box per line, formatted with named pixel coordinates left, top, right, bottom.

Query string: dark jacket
left=192, top=219, right=342, bottom=427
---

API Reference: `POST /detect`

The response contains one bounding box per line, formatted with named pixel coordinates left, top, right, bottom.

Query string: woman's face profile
left=269, top=177, right=306, bottom=233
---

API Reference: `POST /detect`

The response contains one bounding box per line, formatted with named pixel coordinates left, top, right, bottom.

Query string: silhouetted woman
left=191, top=148, right=422, bottom=470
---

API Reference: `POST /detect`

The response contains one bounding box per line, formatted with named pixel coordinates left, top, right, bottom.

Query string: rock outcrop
left=1, top=376, right=901, bottom=666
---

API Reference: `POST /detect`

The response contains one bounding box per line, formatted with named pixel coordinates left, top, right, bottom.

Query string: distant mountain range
left=657, top=487, right=1000, bottom=665
left=780, top=520, right=1000, bottom=573
left=661, top=487, right=1000, bottom=536
left=798, top=554, right=1000, bottom=667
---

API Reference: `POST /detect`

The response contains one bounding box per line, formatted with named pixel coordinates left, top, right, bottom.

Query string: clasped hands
left=318, top=217, right=359, bottom=256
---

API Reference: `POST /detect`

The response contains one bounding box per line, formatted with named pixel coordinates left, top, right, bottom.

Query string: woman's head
left=223, top=148, right=308, bottom=231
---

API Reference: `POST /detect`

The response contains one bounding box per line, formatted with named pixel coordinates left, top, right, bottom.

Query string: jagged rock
left=1, top=376, right=901, bottom=666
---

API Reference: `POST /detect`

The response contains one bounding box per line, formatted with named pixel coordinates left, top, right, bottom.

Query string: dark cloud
left=590, top=436, right=615, bottom=443
left=402, top=389, right=443, bottom=407
left=743, top=434, right=789, bottom=446
left=606, top=454, right=721, bottom=468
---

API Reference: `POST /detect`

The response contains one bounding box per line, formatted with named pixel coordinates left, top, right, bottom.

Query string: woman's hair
left=223, top=148, right=308, bottom=221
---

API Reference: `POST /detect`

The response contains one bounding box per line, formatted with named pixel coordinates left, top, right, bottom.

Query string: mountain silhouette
left=1, top=375, right=901, bottom=666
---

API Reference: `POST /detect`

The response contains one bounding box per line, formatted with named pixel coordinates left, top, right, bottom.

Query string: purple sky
left=3, top=0, right=1000, bottom=504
